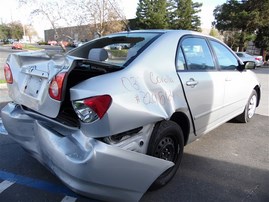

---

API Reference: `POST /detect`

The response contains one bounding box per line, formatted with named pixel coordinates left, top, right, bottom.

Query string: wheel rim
left=248, top=94, right=257, bottom=118
left=154, top=136, right=178, bottom=162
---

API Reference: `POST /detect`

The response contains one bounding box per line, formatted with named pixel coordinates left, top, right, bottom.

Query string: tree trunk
left=239, top=31, right=245, bottom=52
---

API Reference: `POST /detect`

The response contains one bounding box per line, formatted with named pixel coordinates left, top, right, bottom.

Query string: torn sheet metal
left=1, top=102, right=173, bottom=201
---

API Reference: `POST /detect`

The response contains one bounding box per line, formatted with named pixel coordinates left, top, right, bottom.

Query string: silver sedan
left=1, top=30, right=260, bottom=201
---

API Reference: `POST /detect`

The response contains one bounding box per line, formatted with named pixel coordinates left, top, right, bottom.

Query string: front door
left=176, top=37, right=225, bottom=135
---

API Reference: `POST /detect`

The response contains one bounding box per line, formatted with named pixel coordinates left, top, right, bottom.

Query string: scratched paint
left=121, top=71, right=175, bottom=106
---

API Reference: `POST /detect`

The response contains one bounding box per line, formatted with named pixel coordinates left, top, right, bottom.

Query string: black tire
left=235, top=90, right=258, bottom=123
left=147, top=120, right=184, bottom=190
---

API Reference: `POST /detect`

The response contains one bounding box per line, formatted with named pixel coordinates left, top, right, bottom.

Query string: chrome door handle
left=186, top=78, right=198, bottom=87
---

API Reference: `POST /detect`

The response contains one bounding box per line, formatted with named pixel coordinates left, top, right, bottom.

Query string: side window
left=181, top=37, right=215, bottom=70
left=210, top=40, right=238, bottom=70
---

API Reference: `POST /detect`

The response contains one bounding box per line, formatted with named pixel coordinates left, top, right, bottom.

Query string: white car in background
left=236, top=52, right=263, bottom=67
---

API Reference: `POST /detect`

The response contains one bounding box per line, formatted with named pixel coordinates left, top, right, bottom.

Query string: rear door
left=209, top=39, right=251, bottom=118
left=176, top=36, right=225, bottom=135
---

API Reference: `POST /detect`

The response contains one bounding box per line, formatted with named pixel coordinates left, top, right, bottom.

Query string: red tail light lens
left=84, top=95, right=112, bottom=119
left=4, top=64, right=13, bottom=84
left=72, top=95, right=112, bottom=123
left=49, top=72, right=66, bottom=101
left=255, top=57, right=262, bottom=61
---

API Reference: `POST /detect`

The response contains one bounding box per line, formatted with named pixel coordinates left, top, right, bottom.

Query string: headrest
left=88, top=48, right=108, bottom=61
left=126, top=47, right=137, bottom=60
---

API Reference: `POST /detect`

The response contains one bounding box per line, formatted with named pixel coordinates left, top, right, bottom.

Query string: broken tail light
left=49, top=72, right=67, bottom=101
left=72, top=95, right=112, bottom=123
left=4, top=64, right=13, bottom=84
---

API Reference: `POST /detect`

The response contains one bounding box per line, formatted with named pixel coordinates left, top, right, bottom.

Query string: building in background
left=246, top=41, right=261, bottom=56
left=44, top=24, right=96, bottom=44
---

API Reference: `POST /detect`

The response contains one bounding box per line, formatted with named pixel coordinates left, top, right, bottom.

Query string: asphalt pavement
left=142, top=114, right=269, bottom=202
left=0, top=105, right=268, bottom=202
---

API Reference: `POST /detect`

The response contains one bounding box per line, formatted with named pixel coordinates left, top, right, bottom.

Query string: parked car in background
left=1, top=30, right=261, bottom=201
left=236, top=52, right=263, bottom=67
left=47, top=40, right=57, bottom=46
left=11, top=42, right=23, bottom=50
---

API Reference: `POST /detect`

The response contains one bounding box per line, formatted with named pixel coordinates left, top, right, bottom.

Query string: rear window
left=68, top=32, right=162, bottom=68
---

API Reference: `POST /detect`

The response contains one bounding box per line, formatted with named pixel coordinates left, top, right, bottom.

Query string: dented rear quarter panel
left=70, top=32, right=194, bottom=138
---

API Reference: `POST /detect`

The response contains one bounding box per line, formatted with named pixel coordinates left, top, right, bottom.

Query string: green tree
left=222, top=31, right=241, bottom=50
left=136, top=0, right=168, bottom=29
left=209, top=27, right=220, bottom=39
left=136, top=0, right=201, bottom=31
left=250, top=0, right=269, bottom=57
left=0, top=24, right=10, bottom=40
left=0, top=22, right=23, bottom=41
left=213, top=0, right=269, bottom=51
left=169, top=0, right=202, bottom=31
left=8, top=22, right=23, bottom=40
left=191, top=2, right=202, bottom=31
left=245, top=0, right=269, bottom=27
left=255, top=26, right=269, bottom=60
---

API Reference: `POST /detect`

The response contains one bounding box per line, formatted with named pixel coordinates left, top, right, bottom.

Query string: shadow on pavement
left=142, top=153, right=269, bottom=202
left=142, top=115, right=269, bottom=202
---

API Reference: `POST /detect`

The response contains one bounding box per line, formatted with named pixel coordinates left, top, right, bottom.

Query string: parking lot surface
left=0, top=109, right=268, bottom=202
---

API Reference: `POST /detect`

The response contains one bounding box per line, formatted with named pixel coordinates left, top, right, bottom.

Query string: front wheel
left=147, top=120, right=184, bottom=190
left=236, top=90, right=257, bottom=123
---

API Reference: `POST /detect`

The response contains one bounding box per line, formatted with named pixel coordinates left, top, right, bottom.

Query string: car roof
left=115, top=29, right=212, bottom=40
left=117, top=29, right=202, bottom=35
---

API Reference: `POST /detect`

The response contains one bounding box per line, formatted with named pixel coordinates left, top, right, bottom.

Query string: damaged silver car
left=1, top=30, right=260, bottom=201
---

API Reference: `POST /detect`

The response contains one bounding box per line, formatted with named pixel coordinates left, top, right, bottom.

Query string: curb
left=0, top=83, right=7, bottom=89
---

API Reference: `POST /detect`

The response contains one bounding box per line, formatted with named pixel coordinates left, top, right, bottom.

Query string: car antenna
left=107, top=0, right=131, bottom=32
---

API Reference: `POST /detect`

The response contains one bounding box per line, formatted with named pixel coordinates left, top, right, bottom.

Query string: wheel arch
left=170, top=112, right=190, bottom=146
left=254, top=85, right=261, bottom=107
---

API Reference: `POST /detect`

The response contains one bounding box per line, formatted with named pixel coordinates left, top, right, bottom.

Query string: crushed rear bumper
left=1, top=102, right=173, bottom=201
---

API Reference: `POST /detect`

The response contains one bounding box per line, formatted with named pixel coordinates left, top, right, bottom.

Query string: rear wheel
left=147, top=120, right=184, bottom=190
left=236, top=90, right=257, bottom=123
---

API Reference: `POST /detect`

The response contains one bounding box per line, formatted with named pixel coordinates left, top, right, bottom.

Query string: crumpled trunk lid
left=6, top=51, right=72, bottom=118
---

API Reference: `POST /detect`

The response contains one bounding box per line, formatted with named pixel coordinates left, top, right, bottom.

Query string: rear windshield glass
left=67, top=32, right=162, bottom=68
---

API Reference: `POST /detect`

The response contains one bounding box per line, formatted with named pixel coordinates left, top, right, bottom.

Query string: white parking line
left=0, top=180, right=15, bottom=194
left=0, top=119, right=8, bottom=136
left=61, top=196, right=77, bottom=202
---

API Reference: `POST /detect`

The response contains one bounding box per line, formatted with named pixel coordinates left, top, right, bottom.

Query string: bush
left=38, top=41, right=48, bottom=45
left=108, top=49, right=128, bottom=58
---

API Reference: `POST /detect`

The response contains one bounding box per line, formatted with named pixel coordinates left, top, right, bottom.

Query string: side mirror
left=238, top=61, right=256, bottom=71
left=244, top=61, right=256, bottom=69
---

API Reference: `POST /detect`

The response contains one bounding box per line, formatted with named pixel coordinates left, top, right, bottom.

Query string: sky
left=0, top=0, right=227, bottom=39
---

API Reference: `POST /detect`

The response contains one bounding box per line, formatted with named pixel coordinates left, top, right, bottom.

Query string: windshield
left=68, top=32, right=162, bottom=68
